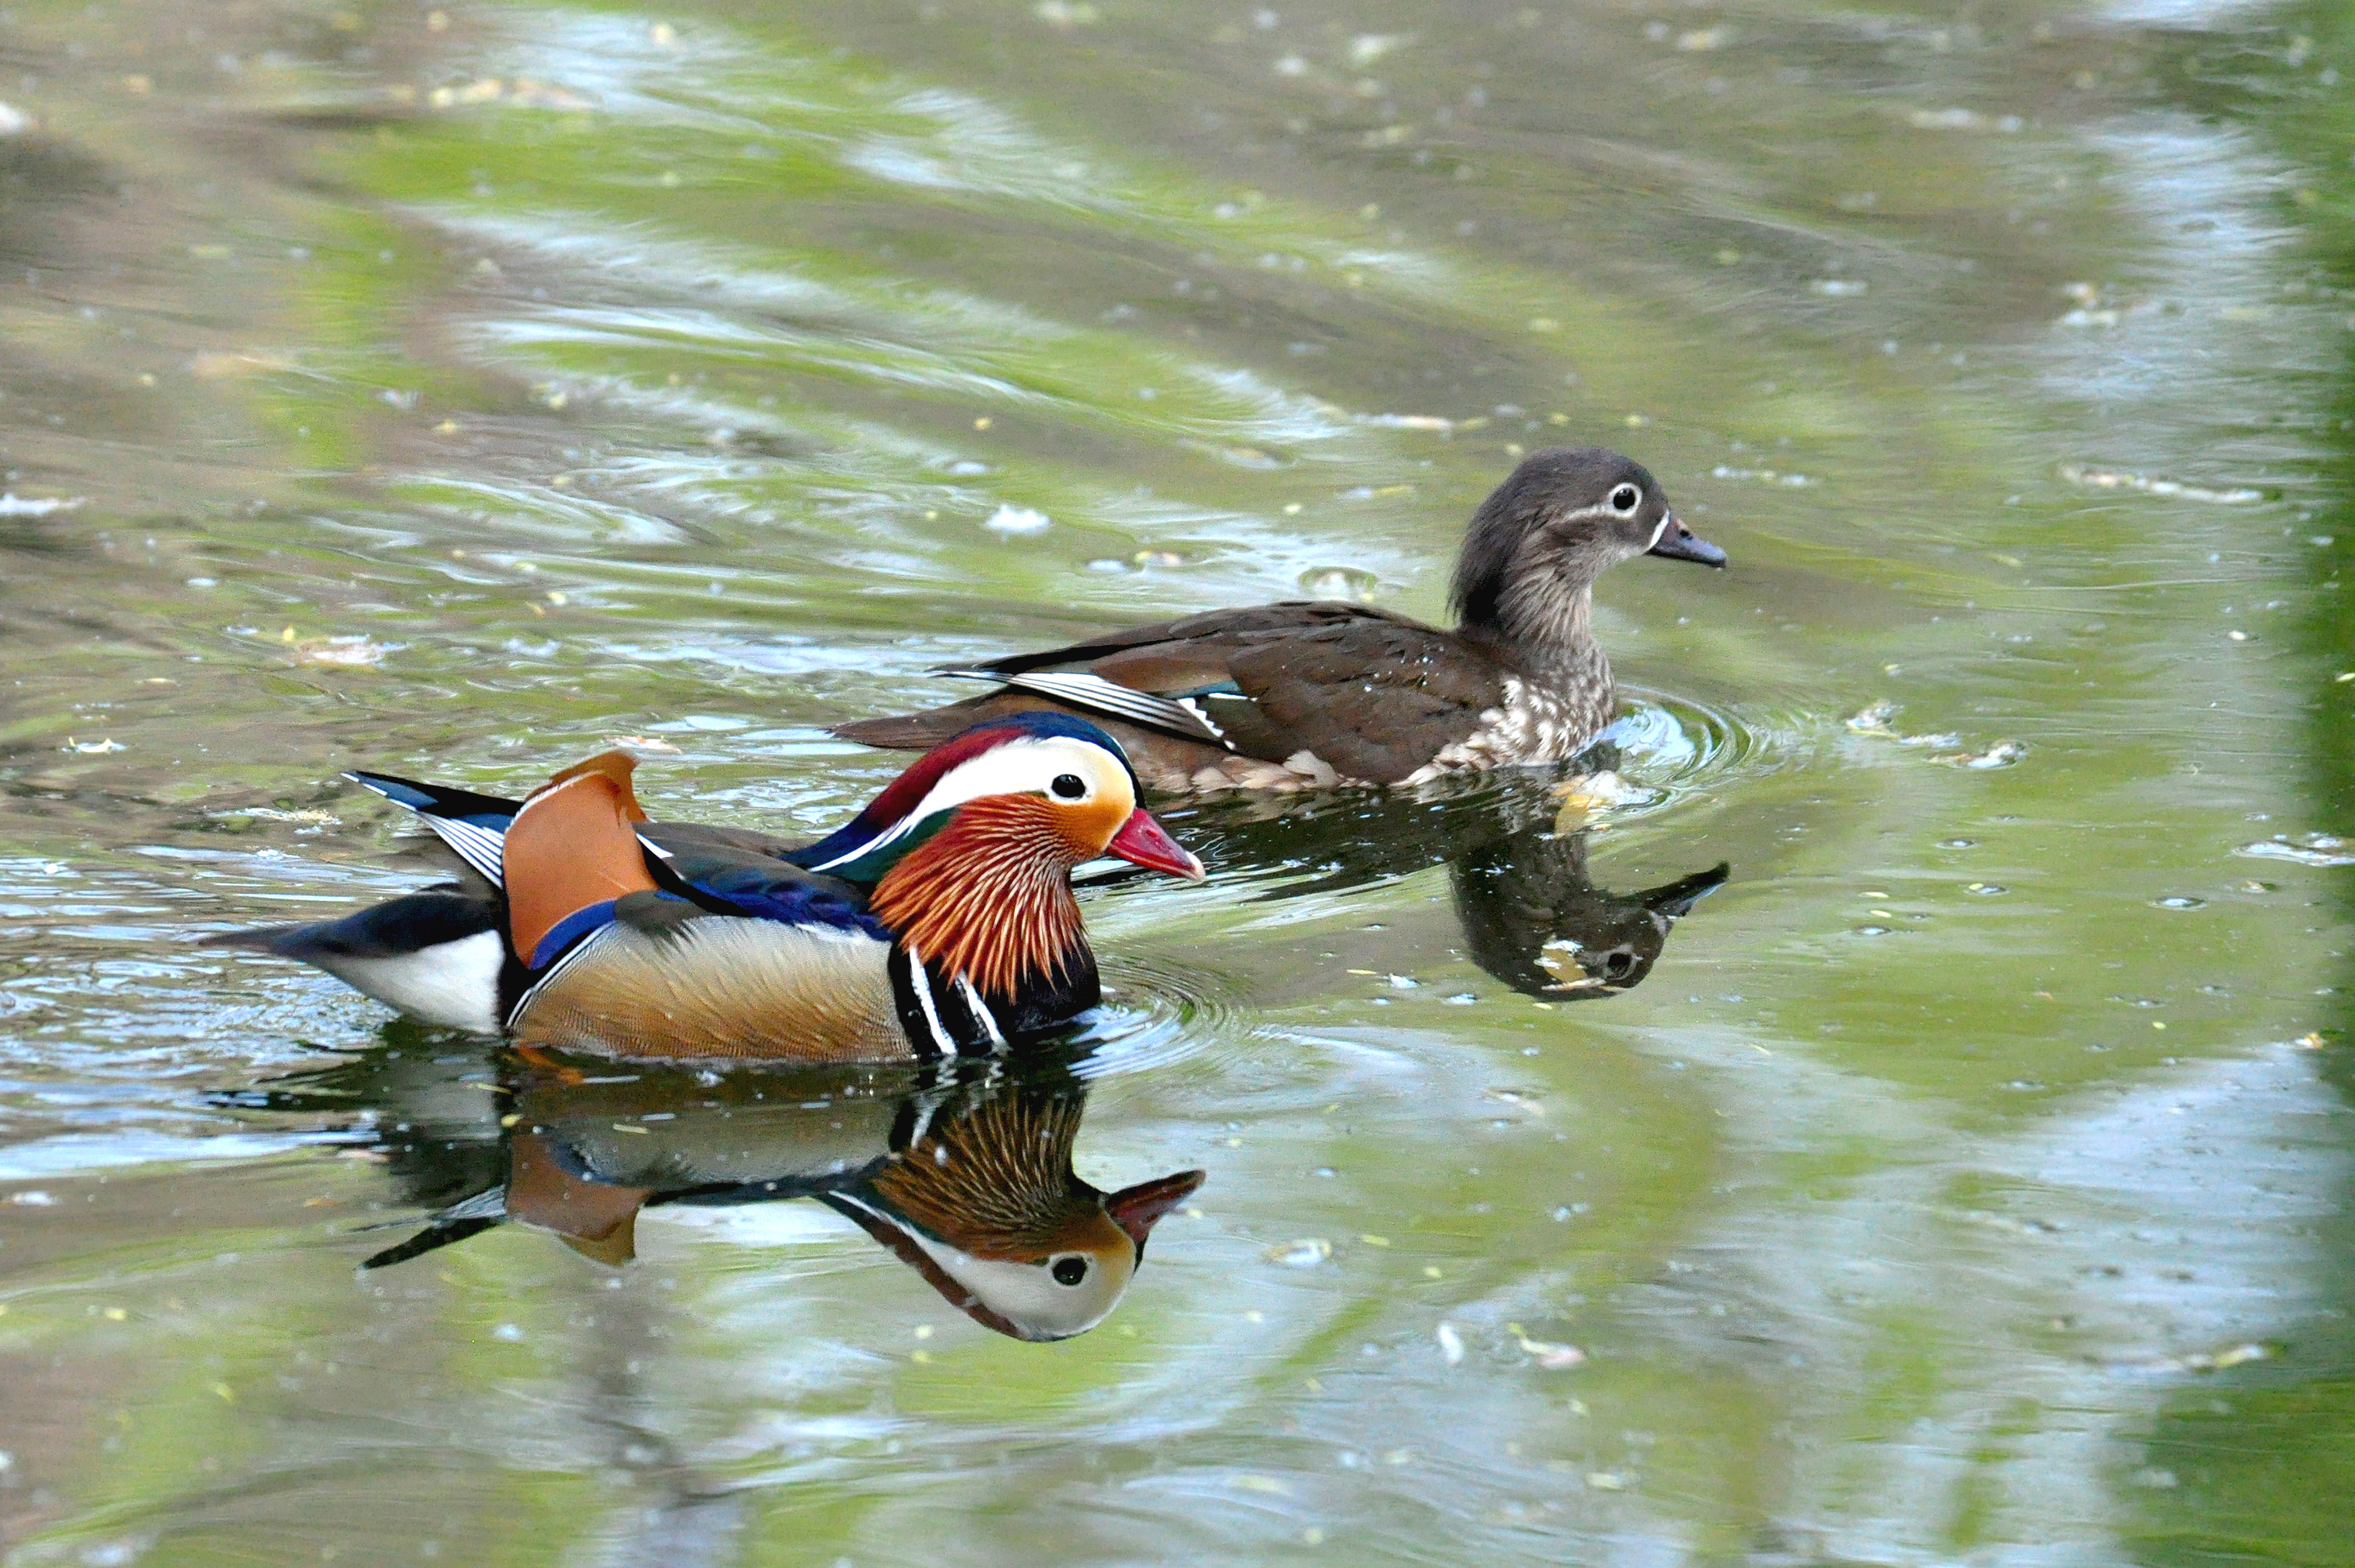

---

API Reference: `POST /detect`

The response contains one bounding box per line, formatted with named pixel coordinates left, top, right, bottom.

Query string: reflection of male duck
left=269, top=1042, right=1201, bottom=1342
left=1181, top=775, right=1725, bottom=998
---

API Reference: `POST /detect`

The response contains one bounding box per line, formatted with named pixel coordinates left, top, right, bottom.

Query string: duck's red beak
left=1104, top=1168, right=1208, bottom=1253
left=1106, top=808, right=1207, bottom=881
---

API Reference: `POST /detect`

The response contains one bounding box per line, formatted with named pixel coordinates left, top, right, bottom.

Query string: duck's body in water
left=835, top=448, right=1726, bottom=793
left=208, top=715, right=1204, bottom=1061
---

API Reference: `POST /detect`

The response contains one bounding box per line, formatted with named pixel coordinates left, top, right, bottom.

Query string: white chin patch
left=916, top=1234, right=1136, bottom=1340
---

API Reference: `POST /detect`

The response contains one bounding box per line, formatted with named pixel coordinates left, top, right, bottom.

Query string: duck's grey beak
left=1647, top=515, right=1727, bottom=568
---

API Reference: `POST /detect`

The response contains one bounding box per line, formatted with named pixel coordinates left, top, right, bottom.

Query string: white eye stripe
left=811, top=736, right=1133, bottom=872
left=1648, top=513, right=1672, bottom=550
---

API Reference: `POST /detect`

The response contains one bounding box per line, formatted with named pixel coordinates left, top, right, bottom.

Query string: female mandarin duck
left=835, top=447, right=1726, bottom=792
left=362, top=1059, right=1203, bottom=1341
left=217, top=713, right=1204, bottom=1061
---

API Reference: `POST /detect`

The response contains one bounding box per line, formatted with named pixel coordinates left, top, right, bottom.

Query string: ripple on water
left=1595, top=688, right=1793, bottom=810
left=1078, top=951, right=1246, bottom=1078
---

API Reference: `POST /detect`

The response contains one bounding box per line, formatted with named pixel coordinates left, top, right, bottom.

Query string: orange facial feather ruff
left=868, top=792, right=1115, bottom=1003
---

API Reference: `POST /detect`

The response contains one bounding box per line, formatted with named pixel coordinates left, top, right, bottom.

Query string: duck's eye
left=1609, top=483, right=1642, bottom=514
left=1050, top=773, right=1088, bottom=801
left=1050, top=1254, right=1090, bottom=1286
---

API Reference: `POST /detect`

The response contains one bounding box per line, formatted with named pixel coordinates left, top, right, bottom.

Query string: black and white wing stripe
left=345, top=772, right=677, bottom=895
left=937, top=668, right=1236, bottom=750
left=422, top=816, right=507, bottom=889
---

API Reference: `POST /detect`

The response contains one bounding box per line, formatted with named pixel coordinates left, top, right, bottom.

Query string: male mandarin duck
left=215, top=713, right=1204, bottom=1061
left=357, top=1057, right=1203, bottom=1342
left=834, top=447, right=1725, bottom=792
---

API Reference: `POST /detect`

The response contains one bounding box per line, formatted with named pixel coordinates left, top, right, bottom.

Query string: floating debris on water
left=1846, top=700, right=1967, bottom=752
left=1809, top=278, right=1868, bottom=298
left=1266, top=1237, right=1332, bottom=1268
left=2058, top=464, right=2263, bottom=505
left=1711, top=465, right=1816, bottom=487
left=213, top=807, right=342, bottom=826
left=1907, top=107, right=2023, bottom=132
left=983, top=504, right=1051, bottom=536
left=294, top=635, right=393, bottom=667
left=2154, top=895, right=2206, bottom=909
left=1552, top=769, right=1655, bottom=827
left=1846, top=700, right=1900, bottom=733
left=1514, top=1332, right=1586, bottom=1370
left=1436, top=1322, right=1465, bottom=1364
left=0, top=493, right=85, bottom=516
left=2121, top=1342, right=2273, bottom=1376
left=2236, top=836, right=2355, bottom=868
left=1937, top=740, right=2027, bottom=769
left=421, top=77, right=595, bottom=111
left=64, top=737, right=125, bottom=754
left=1297, top=565, right=1380, bottom=600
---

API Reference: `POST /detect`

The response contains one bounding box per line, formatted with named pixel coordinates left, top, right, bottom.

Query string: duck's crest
left=794, top=712, right=1134, bottom=880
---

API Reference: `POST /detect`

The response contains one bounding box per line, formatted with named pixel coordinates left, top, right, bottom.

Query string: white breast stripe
left=506, top=921, right=614, bottom=1029
left=903, top=944, right=956, bottom=1054
left=953, top=974, right=1008, bottom=1048
left=939, top=669, right=1235, bottom=750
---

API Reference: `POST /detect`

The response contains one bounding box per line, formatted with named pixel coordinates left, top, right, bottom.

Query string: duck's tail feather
left=347, top=770, right=521, bottom=889
left=204, top=891, right=509, bottom=1034
left=361, top=1213, right=503, bottom=1270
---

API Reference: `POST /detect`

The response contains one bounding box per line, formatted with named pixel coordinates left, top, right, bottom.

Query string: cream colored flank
left=512, top=917, right=906, bottom=1061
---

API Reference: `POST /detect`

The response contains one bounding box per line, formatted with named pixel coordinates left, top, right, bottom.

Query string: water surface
left=4, top=0, right=2355, bottom=1562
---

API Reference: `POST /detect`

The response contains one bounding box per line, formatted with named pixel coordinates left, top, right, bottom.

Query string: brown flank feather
left=867, top=795, right=1087, bottom=1003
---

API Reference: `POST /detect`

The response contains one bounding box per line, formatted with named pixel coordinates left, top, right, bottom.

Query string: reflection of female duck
left=286, top=1044, right=1202, bottom=1342
left=1449, top=831, right=1724, bottom=998
left=1180, top=774, right=1725, bottom=997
